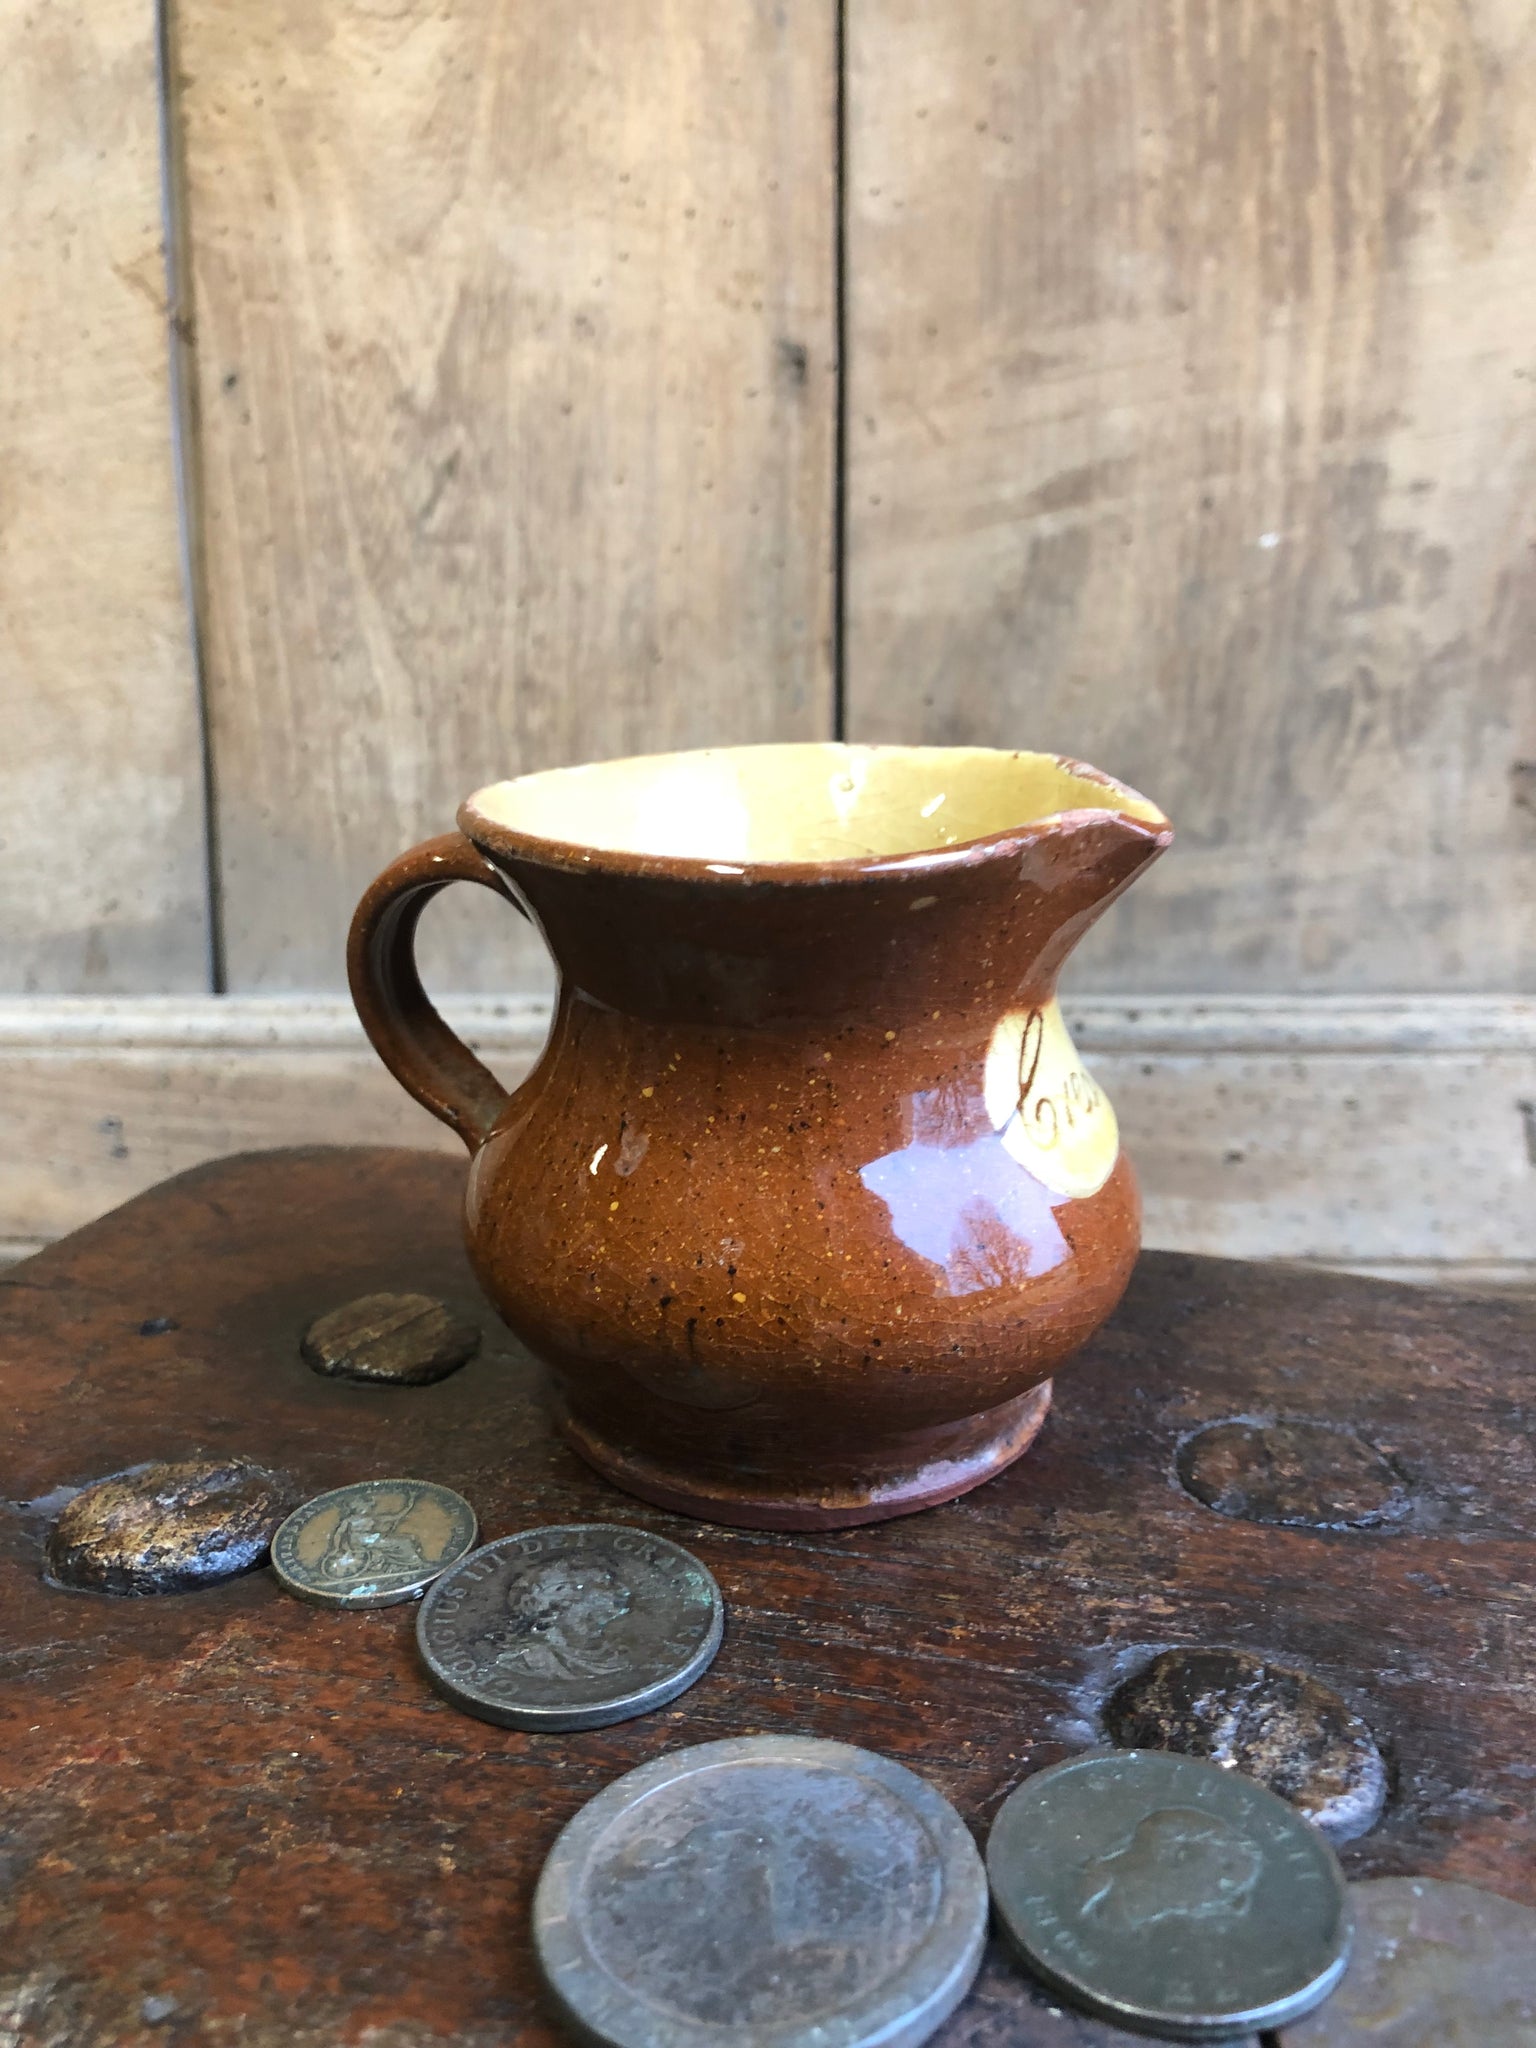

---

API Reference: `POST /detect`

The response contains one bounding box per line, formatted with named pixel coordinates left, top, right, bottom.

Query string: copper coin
left=300, top=1291, right=480, bottom=1384
left=416, top=1524, right=722, bottom=1730
left=271, top=1479, right=477, bottom=1608
left=1101, top=1647, right=1386, bottom=1839
left=1280, top=1877, right=1536, bottom=2046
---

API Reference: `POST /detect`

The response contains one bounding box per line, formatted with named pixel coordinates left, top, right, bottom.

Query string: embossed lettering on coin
left=534, top=1736, right=988, bottom=2048
left=987, top=1750, right=1350, bottom=2041
left=271, top=1479, right=477, bottom=1609
left=416, top=1524, right=723, bottom=1730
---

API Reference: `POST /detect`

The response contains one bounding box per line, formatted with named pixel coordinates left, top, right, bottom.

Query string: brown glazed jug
left=349, top=744, right=1171, bottom=1529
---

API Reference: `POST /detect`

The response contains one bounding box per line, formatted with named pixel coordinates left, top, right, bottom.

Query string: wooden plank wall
left=178, top=0, right=836, bottom=992
left=845, top=0, right=1536, bottom=992
left=10, top=0, right=1532, bottom=1005
left=0, top=0, right=208, bottom=994
left=1, top=0, right=1532, bottom=1278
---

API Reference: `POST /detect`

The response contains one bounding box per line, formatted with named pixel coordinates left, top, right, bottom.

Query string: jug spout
left=1016, top=770, right=1173, bottom=990
left=456, top=745, right=1171, bottom=1030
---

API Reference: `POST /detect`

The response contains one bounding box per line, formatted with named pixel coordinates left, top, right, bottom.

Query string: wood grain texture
left=181, top=0, right=836, bottom=993
left=0, top=0, right=207, bottom=993
left=844, top=0, right=1536, bottom=993
left=1, top=1146, right=1532, bottom=2043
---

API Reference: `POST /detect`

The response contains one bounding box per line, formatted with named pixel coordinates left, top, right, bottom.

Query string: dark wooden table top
left=3, top=1147, right=1533, bottom=2047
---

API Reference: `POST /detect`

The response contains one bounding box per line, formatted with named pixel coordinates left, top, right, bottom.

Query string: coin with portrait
left=416, top=1523, right=723, bottom=1730
left=534, top=1735, right=987, bottom=2048
left=987, top=1749, right=1350, bottom=2041
left=271, top=1479, right=478, bottom=1609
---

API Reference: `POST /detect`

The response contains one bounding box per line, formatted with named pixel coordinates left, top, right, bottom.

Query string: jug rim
left=459, top=740, right=1171, bottom=883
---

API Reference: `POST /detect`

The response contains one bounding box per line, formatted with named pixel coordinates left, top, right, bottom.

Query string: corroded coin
left=1101, top=1647, right=1386, bottom=1839
left=270, top=1479, right=477, bottom=1608
left=1175, top=1419, right=1409, bottom=1532
left=987, top=1750, right=1350, bottom=2041
left=300, top=1292, right=481, bottom=1385
left=533, top=1735, right=988, bottom=2048
left=1280, top=1877, right=1536, bottom=2046
left=46, top=1458, right=291, bottom=1595
left=416, top=1524, right=722, bottom=1730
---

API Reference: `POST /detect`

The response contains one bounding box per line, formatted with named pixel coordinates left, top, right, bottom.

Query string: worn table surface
left=2, top=1147, right=1533, bottom=2047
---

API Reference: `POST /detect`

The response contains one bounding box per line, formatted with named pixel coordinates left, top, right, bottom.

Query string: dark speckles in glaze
left=349, top=744, right=1172, bottom=1529
left=6, top=1148, right=1536, bottom=2041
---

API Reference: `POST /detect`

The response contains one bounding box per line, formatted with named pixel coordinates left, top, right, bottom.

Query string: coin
left=1279, top=1877, right=1536, bottom=2046
left=961, top=1944, right=1263, bottom=2045
left=270, top=1479, right=477, bottom=1608
left=1101, top=1647, right=1386, bottom=1840
left=1175, top=1419, right=1409, bottom=1532
left=987, top=1750, right=1351, bottom=2041
left=416, top=1523, right=723, bottom=1730
left=533, top=1735, right=988, bottom=2048
left=300, top=1291, right=481, bottom=1384
left=47, top=1458, right=291, bottom=1596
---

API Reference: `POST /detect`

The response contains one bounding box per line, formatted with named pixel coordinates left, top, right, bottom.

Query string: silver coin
left=1279, top=1877, right=1536, bottom=2046
left=270, top=1479, right=477, bottom=1609
left=987, top=1750, right=1351, bottom=2041
left=416, top=1523, right=723, bottom=1730
left=534, top=1735, right=988, bottom=2048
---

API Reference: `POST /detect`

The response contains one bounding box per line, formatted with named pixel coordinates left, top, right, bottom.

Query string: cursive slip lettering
left=1014, top=1008, right=1104, bottom=1151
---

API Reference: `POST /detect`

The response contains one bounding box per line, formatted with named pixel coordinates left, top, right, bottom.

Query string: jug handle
left=347, top=832, right=524, bottom=1152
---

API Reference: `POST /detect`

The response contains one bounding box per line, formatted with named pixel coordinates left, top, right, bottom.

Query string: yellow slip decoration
left=983, top=1001, right=1119, bottom=1199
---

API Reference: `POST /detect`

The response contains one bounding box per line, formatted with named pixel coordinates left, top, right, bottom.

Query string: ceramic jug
left=349, top=744, right=1171, bottom=1529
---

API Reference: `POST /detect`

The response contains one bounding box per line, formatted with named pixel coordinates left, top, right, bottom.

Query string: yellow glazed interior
left=464, top=744, right=1166, bottom=866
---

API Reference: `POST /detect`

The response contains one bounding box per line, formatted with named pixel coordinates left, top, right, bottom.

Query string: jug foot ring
left=550, top=1379, right=1053, bottom=1531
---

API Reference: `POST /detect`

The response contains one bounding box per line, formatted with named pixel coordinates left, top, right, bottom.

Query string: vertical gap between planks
left=831, top=0, right=849, bottom=742
left=155, top=0, right=226, bottom=993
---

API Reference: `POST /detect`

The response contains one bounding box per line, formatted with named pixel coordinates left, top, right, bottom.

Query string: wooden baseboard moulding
left=2, top=995, right=1532, bottom=1287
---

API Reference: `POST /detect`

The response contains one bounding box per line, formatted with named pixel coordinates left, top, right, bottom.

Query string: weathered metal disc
left=300, top=1292, right=481, bottom=1385
left=1102, top=1647, right=1386, bottom=1838
left=1176, top=1419, right=1409, bottom=1531
left=270, top=1479, right=477, bottom=1608
left=987, top=1750, right=1350, bottom=2041
left=416, top=1523, right=722, bottom=1730
left=534, top=1735, right=988, bottom=2048
left=1279, top=1877, right=1536, bottom=2046
left=45, top=1458, right=290, bottom=1595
